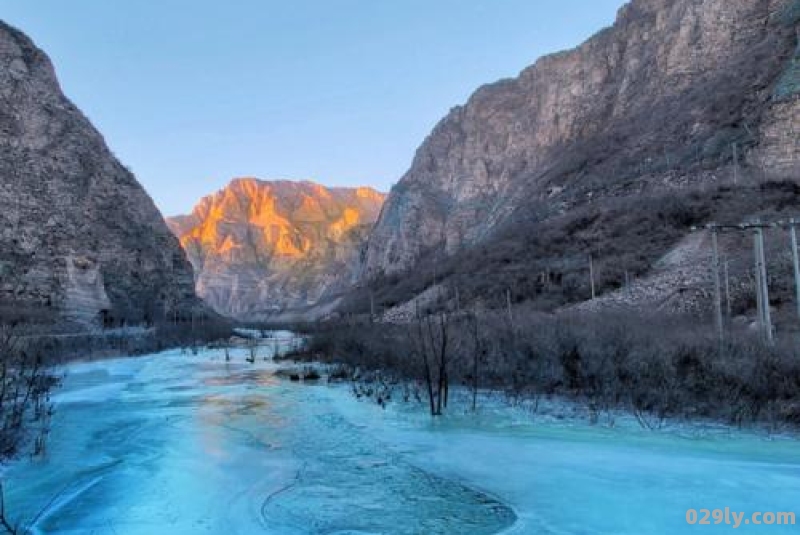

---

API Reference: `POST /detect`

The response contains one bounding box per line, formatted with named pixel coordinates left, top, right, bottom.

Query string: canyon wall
left=0, top=21, right=203, bottom=328
left=365, top=0, right=800, bottom=277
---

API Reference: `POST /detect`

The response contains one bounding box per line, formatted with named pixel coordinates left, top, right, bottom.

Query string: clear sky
left=1, top=0, right=626, bottom=216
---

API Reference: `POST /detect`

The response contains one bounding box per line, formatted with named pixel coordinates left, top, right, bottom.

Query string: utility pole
left=790, top=219, right=800, bottom=321
left=693, top=219, right=800, bottom=345
left=12, top=168, right=21, bottom=234
left=754, top=228, right=774, bottom=345
left=506, top=289, right=514, bottom=331
left=754, top=251, right=764, bottom=341
left=758, top=228, right=774, bottom=345
left=723, top=259, right=732, bottom=320
left=732, top=143, right=739, bottom=185
left=589, top=254, right=596, bottom=300
left=370, top=292, right=376, bottom=323
left=710, top=227, right=724, bottom=348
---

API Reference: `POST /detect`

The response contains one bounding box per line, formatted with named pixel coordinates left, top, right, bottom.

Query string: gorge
left=1, top=1, right=800, bottom=534
left=5, top=0, right=798, bottom=325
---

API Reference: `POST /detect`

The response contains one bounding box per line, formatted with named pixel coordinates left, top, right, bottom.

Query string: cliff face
left=0, top=21, right=202, bottom=328
left=168, top=179, right=385, bottom=318
left=365, top=0, right=800, bottom=276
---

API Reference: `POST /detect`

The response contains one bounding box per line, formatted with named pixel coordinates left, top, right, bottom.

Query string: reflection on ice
left=6, top=349, right=514, bottom=535
left=4, top=345, right=799, bottom=534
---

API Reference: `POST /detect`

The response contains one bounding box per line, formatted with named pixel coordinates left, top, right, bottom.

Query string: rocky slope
left=357, top=0, right=800, bottom=315
left=0, top=21, right=204, bottom=329
left=168, top=179, right=385, bottom=319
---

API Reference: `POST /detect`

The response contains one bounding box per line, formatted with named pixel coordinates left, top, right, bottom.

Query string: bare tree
left=411, top=309, right=452, bottom=416
left=0, top=304, right=59, bottom=534
left=0, top=307, right=56, bottom=457
left=246, top=339, right=257, bottom=363
left=468, top=311, right=485, bottom=412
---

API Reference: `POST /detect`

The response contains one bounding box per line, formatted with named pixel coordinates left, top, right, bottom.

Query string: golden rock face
left=167, top=178, right=385, bottom=319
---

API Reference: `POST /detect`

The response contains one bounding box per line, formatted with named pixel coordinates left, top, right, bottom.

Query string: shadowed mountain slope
left=351, top=0, right=800, bottom=318
left=0, top=21, right=204, bottom=329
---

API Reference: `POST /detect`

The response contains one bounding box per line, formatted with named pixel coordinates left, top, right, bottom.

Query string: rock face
left=167, top=179, right=385, bottom=318
left=365, top=0, right=800, bottom=277
left=0, top=21, right=202, bottom=328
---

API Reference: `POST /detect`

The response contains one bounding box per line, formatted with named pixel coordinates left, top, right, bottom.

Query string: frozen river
left=5, top=343, right=800, bottom=534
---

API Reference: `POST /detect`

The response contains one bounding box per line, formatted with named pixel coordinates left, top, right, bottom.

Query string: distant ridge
left=168, top=178, right=386, bottom=319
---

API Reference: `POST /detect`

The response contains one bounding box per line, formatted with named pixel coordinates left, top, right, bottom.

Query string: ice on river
left=4, top=346, right=799, bottom=534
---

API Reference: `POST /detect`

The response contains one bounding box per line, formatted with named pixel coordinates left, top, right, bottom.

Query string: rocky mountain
left=167, top=179, right=385, bottom=319
left=0, top=21, right=204, bottom=329
left=356, top=0, right=800, bottom=316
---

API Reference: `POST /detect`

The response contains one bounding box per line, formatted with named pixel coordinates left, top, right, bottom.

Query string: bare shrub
left=297, top=307, right=800, bottom=430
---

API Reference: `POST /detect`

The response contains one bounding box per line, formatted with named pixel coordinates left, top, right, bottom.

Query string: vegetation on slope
left=347, top=178, right=800, bottom=316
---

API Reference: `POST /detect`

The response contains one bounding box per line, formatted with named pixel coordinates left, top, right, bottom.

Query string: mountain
left=167, top=179, right=385, bottom=319
left=356, top=0, right=800, bottom=316
left=0, top=21, right=203, bottom=329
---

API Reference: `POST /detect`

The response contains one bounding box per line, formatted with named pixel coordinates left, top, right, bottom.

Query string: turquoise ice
left=4, top=346, right=799, bottom=534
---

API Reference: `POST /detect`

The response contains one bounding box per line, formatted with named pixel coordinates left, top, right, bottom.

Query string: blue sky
left=1, top=0, right=626, bottom=216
